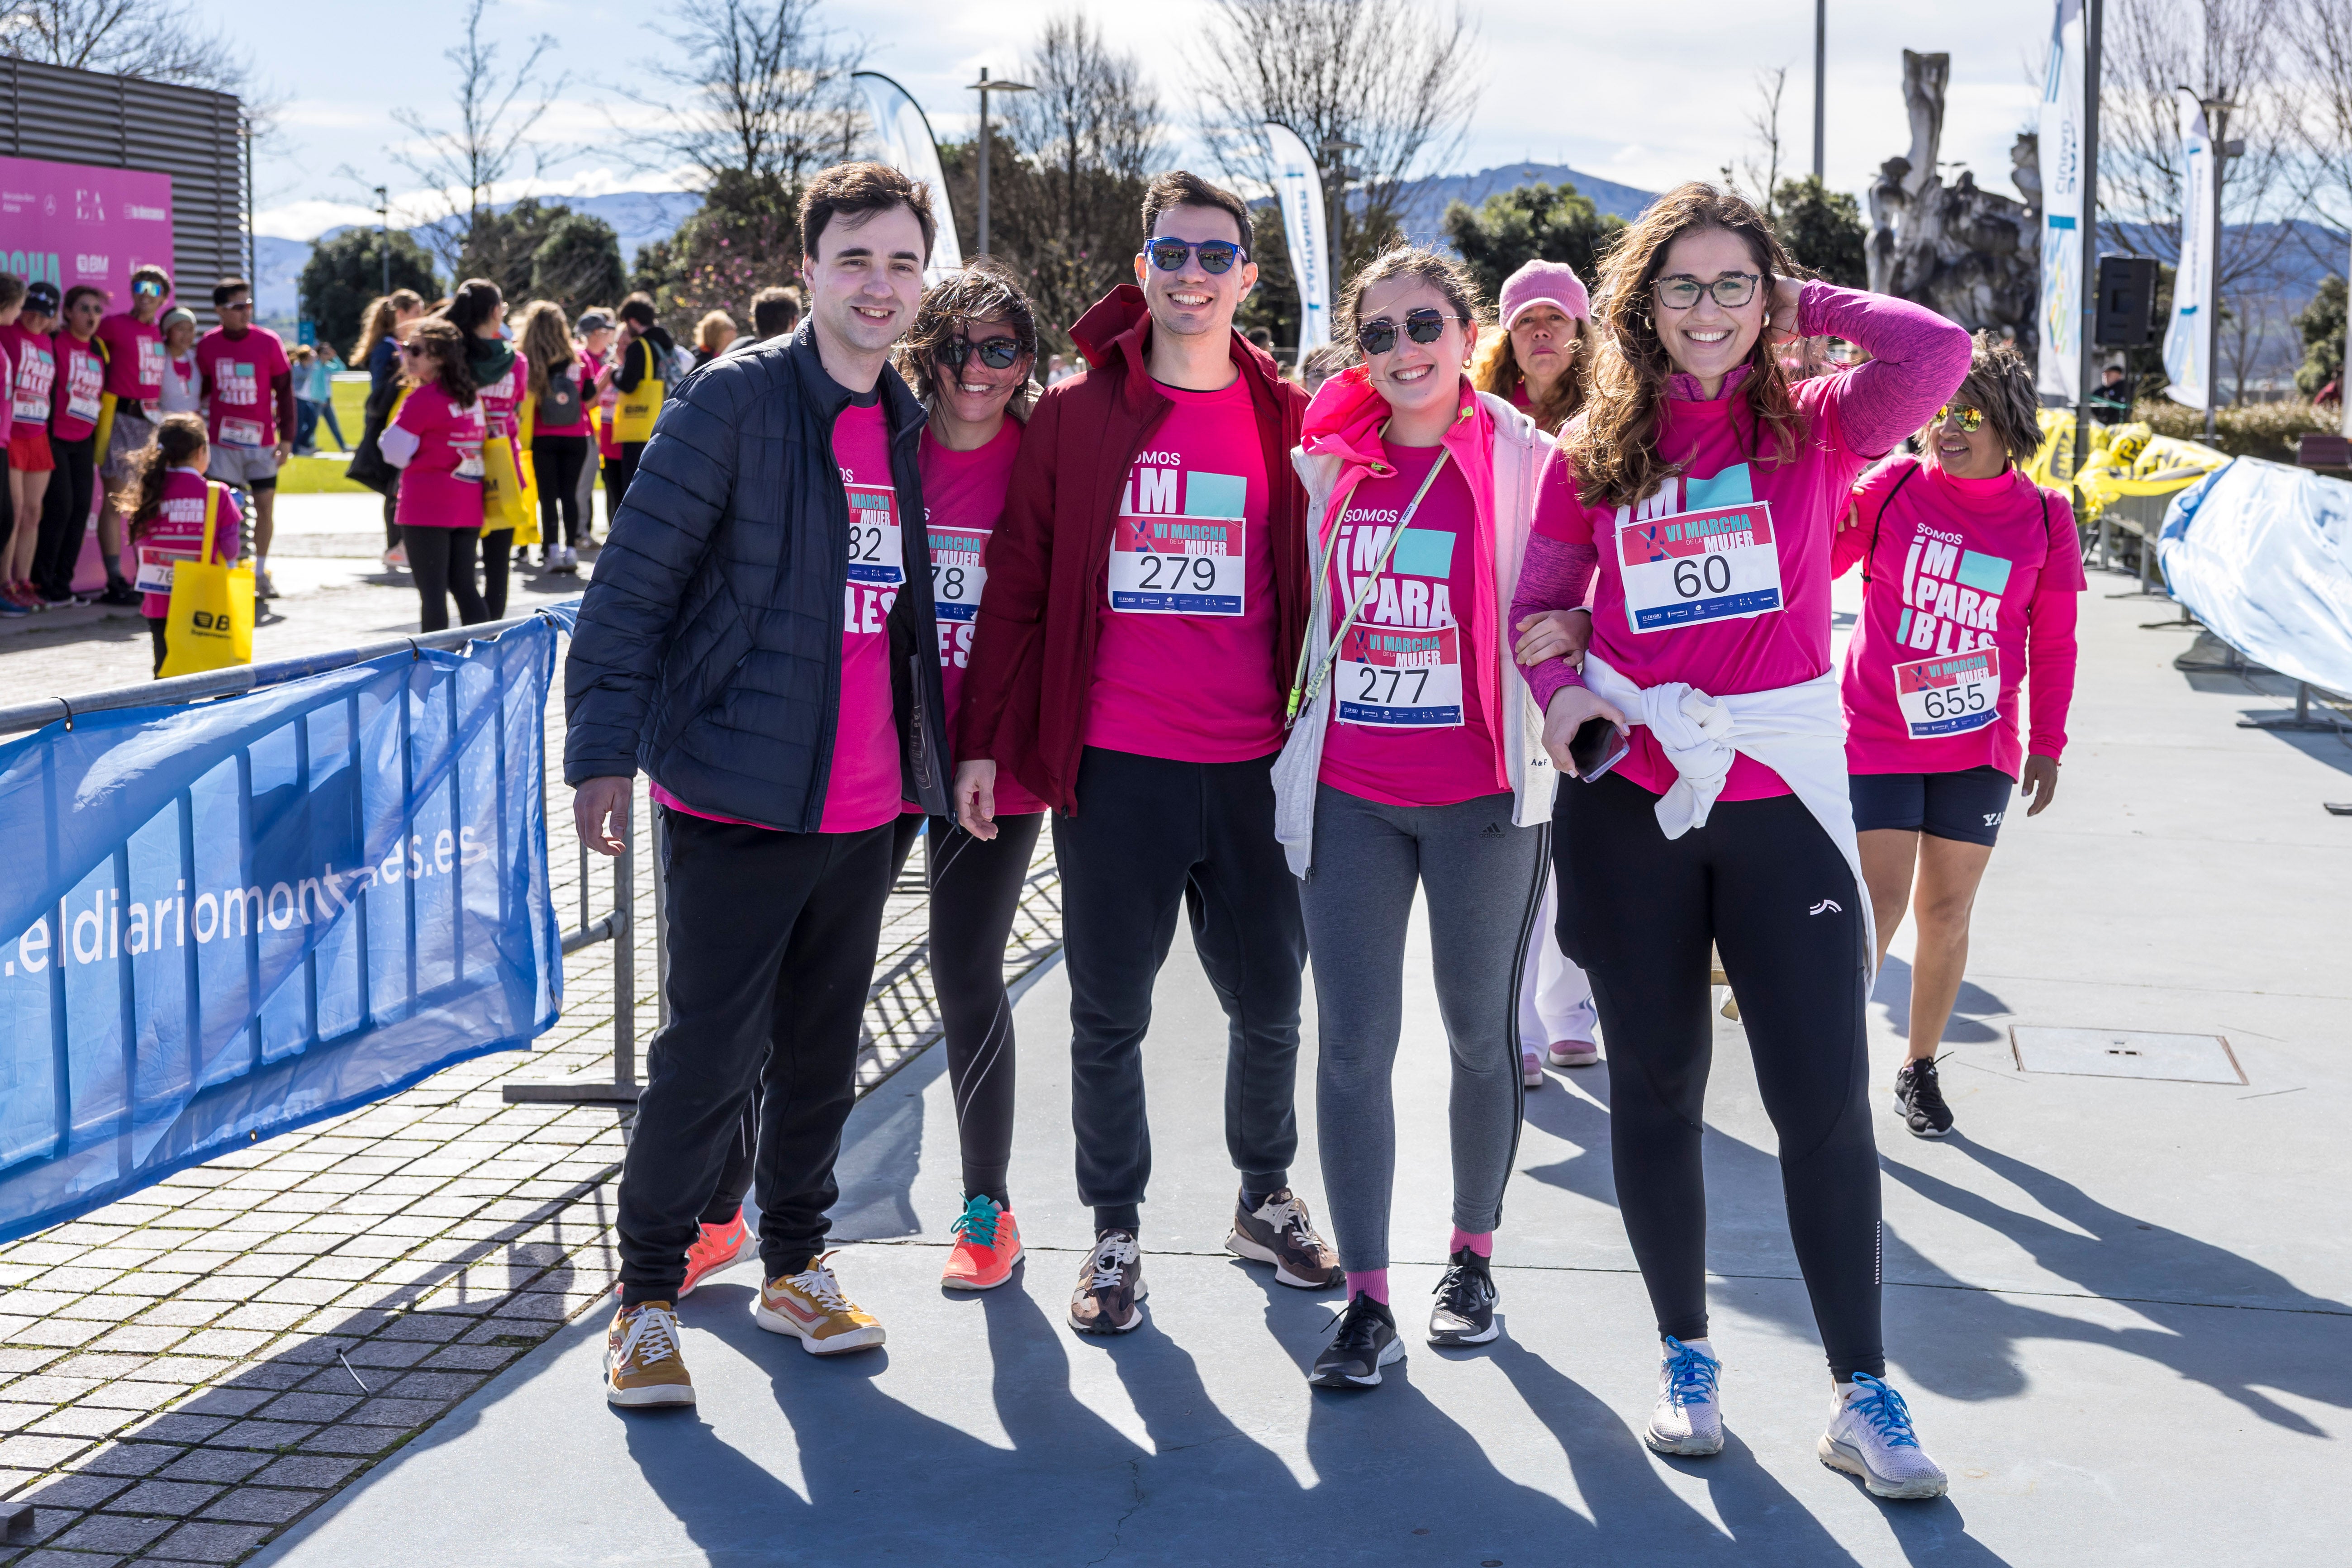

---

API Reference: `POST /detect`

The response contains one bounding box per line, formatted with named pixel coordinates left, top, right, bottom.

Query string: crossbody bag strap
left=1284, top=445, right=1454, bottom=726
left=1859, top=459, right=1920, bottom=586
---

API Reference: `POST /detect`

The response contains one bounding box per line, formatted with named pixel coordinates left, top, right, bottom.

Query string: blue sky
left=220, top=0, right=2058, bottom=239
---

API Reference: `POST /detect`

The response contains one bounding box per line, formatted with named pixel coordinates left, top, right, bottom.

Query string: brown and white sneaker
left=1069, top=1230, right=1147, bottom=1334
left=604, top=1301, right=694, bottom=1406
left=1226, top=1188, right=1344, bottom=1288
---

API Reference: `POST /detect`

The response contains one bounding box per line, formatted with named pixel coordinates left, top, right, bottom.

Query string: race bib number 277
left=1617, top=500, right=1783, bottom=633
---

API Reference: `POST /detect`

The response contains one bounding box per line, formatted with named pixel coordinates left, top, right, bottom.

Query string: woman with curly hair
left=1508, top=181, right=1969, bottom=1495
left=1469, top=259, right=1592, bottom=437
left=1836, top=333, right=2083, bottom=1141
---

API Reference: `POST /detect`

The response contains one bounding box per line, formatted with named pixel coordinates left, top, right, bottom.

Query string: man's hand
left=1540, top=686, right=1629, bottom=777
left=954, top=759, right=999, bottom=840
left=2021, top=754, right=2060, bottom=817
left=1515, top=608, right=1592, bottom=668
left=574, top=776, right=633, bottom=855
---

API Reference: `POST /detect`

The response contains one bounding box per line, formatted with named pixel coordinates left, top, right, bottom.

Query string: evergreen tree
left=2295, top=274, right=2345, bottom=397
left=298, top=228, right=440, bottom=365
left=1770, top=176, right=1867, bottom=289
left=530, top=213, right=629, bottom=318
left=1441, top=183, right=1622, bottom=306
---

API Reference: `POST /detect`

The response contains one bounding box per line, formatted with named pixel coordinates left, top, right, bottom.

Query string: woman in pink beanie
left=1471, top=259, right=1592, bottom=436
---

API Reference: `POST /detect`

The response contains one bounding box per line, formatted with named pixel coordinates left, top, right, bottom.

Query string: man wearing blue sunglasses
left=956, top=170, right=1340, bottom=1336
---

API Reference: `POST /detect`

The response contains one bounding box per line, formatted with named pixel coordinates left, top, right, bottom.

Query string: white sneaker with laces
left=1819, top=1373, right=1949, bottom=1499
left=1645, top=1335, right=1724, bottom=1455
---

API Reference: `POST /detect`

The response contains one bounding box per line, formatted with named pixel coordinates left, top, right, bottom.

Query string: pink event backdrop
left=0, top=154, right=177, bottom=308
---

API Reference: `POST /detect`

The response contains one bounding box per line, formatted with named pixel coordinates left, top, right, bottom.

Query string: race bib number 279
left=1109, top=468, right=1247, bottom=616
left=1617, top=500, right=1783, bottom=633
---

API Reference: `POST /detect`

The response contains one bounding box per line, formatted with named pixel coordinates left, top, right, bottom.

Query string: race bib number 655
left=1895, top=647, right=2000, bottom=738
left=1617, top=500, right=1783, bottom=633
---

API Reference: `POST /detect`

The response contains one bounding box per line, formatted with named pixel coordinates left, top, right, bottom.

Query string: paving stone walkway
left=0, top=610, right=1061, bottom=1567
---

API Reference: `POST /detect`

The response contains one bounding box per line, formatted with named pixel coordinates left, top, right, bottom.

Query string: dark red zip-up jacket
left=956, top=285, right=1310, bottom=815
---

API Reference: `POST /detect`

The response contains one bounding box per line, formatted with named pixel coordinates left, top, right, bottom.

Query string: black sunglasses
left=936, top=336, right=1023, bottom=371
left=1143, top=238, right=1246, bottom=275
left=1355, top=307, right=1463, bottom=356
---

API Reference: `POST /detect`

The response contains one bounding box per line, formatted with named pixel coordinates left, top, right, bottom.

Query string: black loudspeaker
left=2095, top=255, right=2161, bottom=347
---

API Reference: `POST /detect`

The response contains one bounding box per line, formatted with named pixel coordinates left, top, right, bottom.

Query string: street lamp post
left=1812, top=0, right=1827, bottom=181
left=374, top=185, right=390, bottom=297
left=2200, top=99, right=2245, bottom=442
left=964, top=67, right=1034, bottom=258
left=1321, top=136, right=1364, bottom=306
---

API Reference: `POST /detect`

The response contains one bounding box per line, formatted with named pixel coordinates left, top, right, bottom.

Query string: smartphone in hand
left=1569, top=716, right=1630, bottom=782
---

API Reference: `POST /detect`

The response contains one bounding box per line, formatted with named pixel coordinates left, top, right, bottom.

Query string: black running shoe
left=1893, top=1057, right=1954, bottom=1138
left=1428, top=1247, right=1500, bottom=1345
left=1310, top=1293, right=1402, bottom=1388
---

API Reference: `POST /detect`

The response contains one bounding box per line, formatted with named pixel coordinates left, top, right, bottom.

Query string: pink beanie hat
left=1498, top=260, right=1591, bottom=327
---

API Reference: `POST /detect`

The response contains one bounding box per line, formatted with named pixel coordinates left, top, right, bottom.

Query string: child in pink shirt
left=119, top=413, right=240, bottom=674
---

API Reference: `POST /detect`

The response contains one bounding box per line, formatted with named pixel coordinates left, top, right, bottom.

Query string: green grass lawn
left=280, top=376, right=611, bottom=496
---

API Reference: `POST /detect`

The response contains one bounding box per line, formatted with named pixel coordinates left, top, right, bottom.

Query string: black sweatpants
left=403, top=524, right=485, bottom=632
left=1553, top=771, right=1884, bottom=1383
left=480, top=527, right=514, bottom=619
left=603, top=442, right=646, bottom=524
left=703, top=808, right=1047, bottom=1220
left=33, top=433, right=96, bottom=601
left=617, top=809, right=896, bottom=1302
left=1054, top=746, right=1307, bottom=1235
left=532, top=434, right=589, bottom=547
left=147, top=614, right=169, bottom=676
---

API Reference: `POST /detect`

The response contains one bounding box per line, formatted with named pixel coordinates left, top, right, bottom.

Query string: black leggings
left=33, top=433, right=96, bottom=600
left=403, top=524, right=485, bottom=632
left=703, top=809, right=1045, bottom=1219
left=532, top=434, right=589, bottom=547
left=480, top=527, right=513, bottom=619
left=1554, top=771, right=1882, bottom=1384
left=603, top=442, right=645, bottom=526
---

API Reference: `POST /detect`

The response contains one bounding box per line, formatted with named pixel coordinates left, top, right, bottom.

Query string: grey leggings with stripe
left=1302, top=784, right=1546, bottom=1272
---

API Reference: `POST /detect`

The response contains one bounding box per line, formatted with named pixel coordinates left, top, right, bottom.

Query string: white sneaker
left=1645, top=1335, right=1724, bottom=1455
left=556, top=545, right=580, bottom=573
left=384, top=543, right=408, bottom=571
left=1819, top=1373, right=1949, bottom=1499
left=254, top=569, right=278, bottom=600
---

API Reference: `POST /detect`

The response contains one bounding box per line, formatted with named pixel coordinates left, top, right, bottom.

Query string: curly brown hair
left=1470, top=325, right=1586, bottom=434
left=1937, top=331, right=2043, bottom=466
left=896, top=260, right=1040, bottom=421
left=1566, top=182, right=1807, bottom=510
left=402, top=318, right=479, bottom=404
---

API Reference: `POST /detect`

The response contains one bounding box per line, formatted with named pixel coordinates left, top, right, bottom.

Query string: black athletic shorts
left=1849, top=765, right=2015, bottom=847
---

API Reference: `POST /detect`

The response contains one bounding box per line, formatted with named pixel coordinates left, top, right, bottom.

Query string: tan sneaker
left=604, top=1301, right=694, bottom=1407
left=752, top=1252, right=887, bottom=1355
left=1069, top=1230, right=1147, bottom=1334
left=1226, top=1188, right=1343, bottom=1288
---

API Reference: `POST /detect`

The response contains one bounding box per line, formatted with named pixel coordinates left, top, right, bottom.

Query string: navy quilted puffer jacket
left=562, top=323, right=951, bottom=830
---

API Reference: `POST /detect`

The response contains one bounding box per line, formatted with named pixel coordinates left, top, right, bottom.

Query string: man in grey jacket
left=565, top=162, right=948, bottom=1407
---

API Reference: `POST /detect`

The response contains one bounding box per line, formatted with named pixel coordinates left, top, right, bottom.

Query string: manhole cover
left=2009, top=1026, right=2245, bottom=1085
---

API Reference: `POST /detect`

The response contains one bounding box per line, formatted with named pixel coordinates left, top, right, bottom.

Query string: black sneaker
left=1310, top=1293, right=1402, bottom=1388
left=98, top=580, right=142, bottom=607
left=1893, top=1057, right=1954, bottom=1138
left=1428, top=1247, right=1500, bottom=1345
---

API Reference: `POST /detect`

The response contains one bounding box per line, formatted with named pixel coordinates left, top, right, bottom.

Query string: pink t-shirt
left=5, top=327, right=50, bottom=430
left=0, top=337, right=13, bottom=446
left=132, top=468, right=241, bottom=618
left=652, top=397, right=906, bottom=834
left=1083, top=376, right=1283, bottom=763
left=52, top=333, right=105, bottom=442
left=96, top=312, right=166, bottom=401
left=920, top=421, right=1045, bottom=817
left=1317, top=445, right=1505, bottom=807
left=195, top=326, right=290, bottom=449
left=1835, top=457, right=2086, bottom=777
left=390, top=389, right=487, bottom=530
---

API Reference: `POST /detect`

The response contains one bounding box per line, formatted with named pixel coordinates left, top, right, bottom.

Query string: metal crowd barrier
left=0, top=610, right=639, bottom=1107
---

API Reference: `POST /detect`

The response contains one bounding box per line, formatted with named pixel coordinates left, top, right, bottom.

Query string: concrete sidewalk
left=241, top=576, right=2352, bottom=1567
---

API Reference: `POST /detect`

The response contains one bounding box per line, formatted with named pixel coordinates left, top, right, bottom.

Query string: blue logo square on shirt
left=1390, top=528, right=1455, bottom=578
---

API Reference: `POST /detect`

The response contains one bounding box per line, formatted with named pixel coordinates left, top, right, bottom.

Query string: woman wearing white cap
left=1479, top=260, right=1603, bottom=1088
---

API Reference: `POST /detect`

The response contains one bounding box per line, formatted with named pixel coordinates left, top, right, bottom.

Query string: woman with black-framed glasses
left=1507, top=182, right=1971, bottom=1496
left=1835, top=334, right=2082, bottom=1142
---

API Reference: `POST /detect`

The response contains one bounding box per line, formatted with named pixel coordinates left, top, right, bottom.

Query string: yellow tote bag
left=611, top=337, right=663, bottom=443
left=160, top=484, right=254, bottom=678
left=479, top=398, right=542, bottom=544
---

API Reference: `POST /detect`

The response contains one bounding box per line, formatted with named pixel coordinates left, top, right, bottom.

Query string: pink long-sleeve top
left=1832, top=456, right=2084, bottom=776
left=1511, top=280, right=1972, bottom=801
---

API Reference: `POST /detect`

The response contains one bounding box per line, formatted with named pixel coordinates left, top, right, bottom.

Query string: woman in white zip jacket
left=1270, top=246, right=1558, bottom=1392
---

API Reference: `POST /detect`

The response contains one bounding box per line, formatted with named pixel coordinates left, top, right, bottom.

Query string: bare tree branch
left=622, top=0, right=866, bottom=189
left=0, top=0, right=249, bottom=94
left=388, top=0, right=568, bottom=278
left=1188, top=0, right=1482, bottom=269
left=1722, top=67, right=1791, bottom=223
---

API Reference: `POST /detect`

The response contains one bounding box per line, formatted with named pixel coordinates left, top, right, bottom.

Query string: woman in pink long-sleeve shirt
left=1506, top=183, right=1970, bottom=1499
left=1834, top=333, right=2082, bottom=1140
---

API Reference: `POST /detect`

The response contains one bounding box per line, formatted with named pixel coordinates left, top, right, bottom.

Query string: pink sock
left=1345, top=1269, right=1389, bottom=1304
left=1449, top=1227, right=1494, bottom=1259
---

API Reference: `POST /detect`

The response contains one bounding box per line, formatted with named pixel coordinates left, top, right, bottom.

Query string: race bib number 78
left=1617, top=500, right=1783, bottom=633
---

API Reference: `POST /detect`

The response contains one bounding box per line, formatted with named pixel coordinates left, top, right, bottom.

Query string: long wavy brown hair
left=1567, top=182, right=1807, bottom=510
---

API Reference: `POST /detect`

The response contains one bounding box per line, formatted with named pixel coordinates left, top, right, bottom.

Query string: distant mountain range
left=1387, top=162, right=1658, bottom=239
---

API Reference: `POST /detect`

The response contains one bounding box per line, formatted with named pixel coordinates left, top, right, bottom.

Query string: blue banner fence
left=0, top=608, right=603, bottom=1244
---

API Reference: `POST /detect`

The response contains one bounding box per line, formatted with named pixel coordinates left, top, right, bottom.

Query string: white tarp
left=2038, top=0, right=2086, bottom=402
left=2160, top=457, right=2352, bottom=696
left=852, top=71, right=963, bottom=285
left=2163, top=87, right=2215, bottom=411
left=1261, top=122, right=1331, bottom=363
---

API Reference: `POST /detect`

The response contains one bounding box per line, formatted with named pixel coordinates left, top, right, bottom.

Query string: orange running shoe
left=941, top=1193, right=1022, bottom=1291
left=681, top=1212, right=752, bottom=1297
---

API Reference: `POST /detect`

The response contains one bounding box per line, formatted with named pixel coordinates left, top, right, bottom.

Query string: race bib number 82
left=846, top=483, right=904, bottom=588
left=1617, top=500, right=1783, bottom=633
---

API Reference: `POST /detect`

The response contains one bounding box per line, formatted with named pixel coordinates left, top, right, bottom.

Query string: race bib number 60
left=1617, top=500, right=1783, bottom=633
left=1894, top=647, right=2000, bottom=738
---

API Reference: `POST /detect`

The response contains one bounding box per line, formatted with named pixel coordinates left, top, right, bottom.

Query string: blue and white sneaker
left=1645, top=1335, right=1723, bottom=1455
left=1819, top=1373, right=1950, bottom=1499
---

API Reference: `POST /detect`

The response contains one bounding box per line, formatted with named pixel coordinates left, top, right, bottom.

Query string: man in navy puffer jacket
left=566, top=163, right=950, bottom=1406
